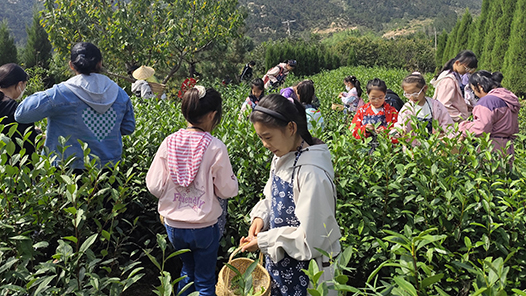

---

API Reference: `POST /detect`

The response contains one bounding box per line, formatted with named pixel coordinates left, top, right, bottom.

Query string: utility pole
left=282, top=19, right=296, bottom=36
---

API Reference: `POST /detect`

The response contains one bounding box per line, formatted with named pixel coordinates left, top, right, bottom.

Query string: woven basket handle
left=229, top=244, right=265, bottom=265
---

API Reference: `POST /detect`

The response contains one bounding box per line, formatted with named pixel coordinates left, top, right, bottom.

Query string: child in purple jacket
left=459, top=71, right=521, bottom=157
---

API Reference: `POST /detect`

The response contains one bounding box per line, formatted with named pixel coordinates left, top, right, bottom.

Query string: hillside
left=241, top=0, right=482, bottom=41
left=0, top=0, right=40, bottom=45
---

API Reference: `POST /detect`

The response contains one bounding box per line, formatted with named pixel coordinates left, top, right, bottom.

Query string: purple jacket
left=459, top=88, right=520, bottom=155
left=280, top=87, right=298, bottom=102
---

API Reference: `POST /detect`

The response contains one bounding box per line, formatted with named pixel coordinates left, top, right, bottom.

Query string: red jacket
left=350, top=102, right=398, bottom=140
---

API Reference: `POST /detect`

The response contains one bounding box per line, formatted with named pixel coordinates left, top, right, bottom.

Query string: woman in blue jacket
left=15, top=42, right=135, bottom=170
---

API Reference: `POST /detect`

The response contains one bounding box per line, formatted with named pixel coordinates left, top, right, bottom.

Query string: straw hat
left=132, top=66, right=155, bottom=80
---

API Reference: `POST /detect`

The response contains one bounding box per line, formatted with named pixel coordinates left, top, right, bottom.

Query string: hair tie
left=412, top=71, right=422, bottom=75
left=194, top=85, right=206, bottom=99
left=287, top=97, right=295, bottom=104
left=254, top=105, right=290, bottom=122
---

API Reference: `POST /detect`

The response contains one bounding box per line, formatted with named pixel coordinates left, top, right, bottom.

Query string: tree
left=436, top=30, right=448, bottom=69
left=23, top=10, right=53, bottom=68
left=471, top=0, right=491, bottom=57
left=41, top=0, right=244, bottom=84
left=502, top=0, right=526, bottom=96
left=480, top=0, right=503, bottom=69
left=453, top=9, right=472, bottom=54
left=489, top=0, right=517, bottom=71
left=441, top=19, right=460, bottom=65
left=0, top=21, right=18, bottom=65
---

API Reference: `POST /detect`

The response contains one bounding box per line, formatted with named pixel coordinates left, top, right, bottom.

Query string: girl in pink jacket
left=459, top=71, right=521, bottom=158
left=146, top=86, right=238, bottom=296
left=431, top=50, right=478, bottom=123
left=394, top=72, right=454, bottom=145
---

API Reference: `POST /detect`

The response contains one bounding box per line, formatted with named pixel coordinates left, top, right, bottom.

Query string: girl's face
left=251, top=86, right=263, bottom=97
left=403, top=83, right=427, bottom=105
left=344, top=81, right=354, bottom=89
left=253, top=121, right=297, bottom=157
left=367, top=89, right=386, bottom=109
left=453, top=60, right=475, bottom=75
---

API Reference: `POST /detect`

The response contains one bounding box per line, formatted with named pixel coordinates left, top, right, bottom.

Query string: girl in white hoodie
left=240, top=94, right=341, bottom=296
left=146, top=86, right=238, bottom=296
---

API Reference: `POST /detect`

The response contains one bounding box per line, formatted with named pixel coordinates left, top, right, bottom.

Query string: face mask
left=345, top=86, right=351, bottom=92
left=16, top=86, right=26, bottom=100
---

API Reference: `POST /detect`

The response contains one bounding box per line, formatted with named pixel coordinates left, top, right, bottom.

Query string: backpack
left=263, top=65, right=285, bottom=87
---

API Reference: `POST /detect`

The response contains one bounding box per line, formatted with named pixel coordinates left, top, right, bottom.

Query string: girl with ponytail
left=459, top=71, right=521, bottom=158
left=431, top=50, right=478, bottom=122
left=147, top=86, right=238, bottom=296
left=240, top=94, right=341, bottom=296
left=338, top=75, right=364, bottom=114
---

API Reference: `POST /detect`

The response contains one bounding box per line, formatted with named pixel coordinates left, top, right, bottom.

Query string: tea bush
left=1, top=66, right=525, bottom=295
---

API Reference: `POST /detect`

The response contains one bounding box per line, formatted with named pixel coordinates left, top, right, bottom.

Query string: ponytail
left=250, top=94, right=314, bottom=145
left=182, top=86, right=223, bottom=128
left=344, top=75, right=362, bottom=97
left=469, top=70, right=503, bottom=93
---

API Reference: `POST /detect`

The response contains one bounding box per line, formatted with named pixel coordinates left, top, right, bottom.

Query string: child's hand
left=377, top=126, right=386, bottom=132
left=338, top=92, right=344, bottom=98
left=240, top=237, right=259, bottom=252
left=365, top=124, right=375, bottom=131
left=248, top=217, right=264, bottom=238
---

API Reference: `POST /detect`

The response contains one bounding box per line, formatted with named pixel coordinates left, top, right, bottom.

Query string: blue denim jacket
left=15, top=74, right=135, bottom=169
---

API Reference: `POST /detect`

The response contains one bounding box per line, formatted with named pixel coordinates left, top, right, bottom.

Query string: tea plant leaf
left=166, top=249, right=191, bottom=261
left=421, top=273, right=444, bottom=288
left=79, top=234, right=98, bottom=254
left=512, top=289, right=526, bottom=295
left=33, top=275, right=56, bottom=296
left=393, top=276, right=417, bottom=296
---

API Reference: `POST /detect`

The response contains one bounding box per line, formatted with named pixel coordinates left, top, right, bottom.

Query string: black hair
left=250, top=94, right=314, bottom=145
left=402, top=72, right=426, bottom=89
left=366, top=78, right=387, bottom=94
left=251, top=78, right=265, bottom=93
left=344, top=75, right=362, bottom=97
left=296, top=80, right=315, bottom=105
left=249, top=61, right=256, bottom=66
left=182, top=87, right=223, bottom=129
left=287, top=59, right=297, bottom=68
left=436, top=50, right=478, bottom=78
left=469, top=71, right=503, bottom=93
left=0, top=63, right=29, bottom=100
left=70, top=42, right=103, bottom=75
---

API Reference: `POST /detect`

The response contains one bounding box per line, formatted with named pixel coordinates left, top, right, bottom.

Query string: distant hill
left=241, top=0, right=482, bottom=41
left=0, top=0, right=40, bottom=46
left=1, top=0, right=482, bottom=46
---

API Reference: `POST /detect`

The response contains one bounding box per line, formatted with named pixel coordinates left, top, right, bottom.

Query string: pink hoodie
left=459, top=88, right=521, bottom=155
left=146, top=129, right=238, bottom=228
left=431, top=70, right=470, bottom=122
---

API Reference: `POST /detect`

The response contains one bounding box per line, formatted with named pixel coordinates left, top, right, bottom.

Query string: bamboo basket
left=216, top=246, right=270, bottom=296
left=148, top=82, right=166, bottom=99
left=331, top=103, right=345, bottom=111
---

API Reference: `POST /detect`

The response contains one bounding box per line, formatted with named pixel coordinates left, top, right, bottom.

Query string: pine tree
left=441, top=19, right=460, bottom=66
left=480, top=0, right=503, bottom=70
left=502, top=0, right=526, bottom=95
left=453, top=9, right=473, bottom=54
left=0, top=21, right=18, bottom=65
left=489, top=0, right=517, bottom=71
left=23, top=10, right=53, bottom=68
left=436, top=30, right=448, bottom=70
left=471, top=0, right=491, bottom=57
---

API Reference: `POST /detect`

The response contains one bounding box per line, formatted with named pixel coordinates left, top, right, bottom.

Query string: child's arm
left=256, top=169, right=340, bottom=263
left=458, top=104, right=493, bottom=137
left=146, top=139, right=170, bottom=198
left=211, top=142, right=238, bottom=199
